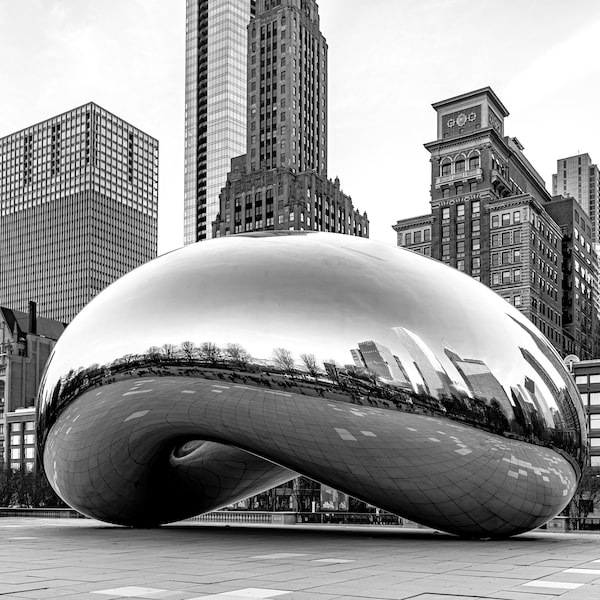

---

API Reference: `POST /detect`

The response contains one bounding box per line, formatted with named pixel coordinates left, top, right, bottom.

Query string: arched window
left=440, top=160, right=452, bottom=176
left=469, top=154, right=480, bottom=170
left=455, top=159, right=465, bottom=173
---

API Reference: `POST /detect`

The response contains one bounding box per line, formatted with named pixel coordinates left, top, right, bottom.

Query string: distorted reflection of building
left=444, top=349, right=512, bottom=416
left=353, top=341, right=412, bottom=388
left=392, top=327, right=455, bottom=397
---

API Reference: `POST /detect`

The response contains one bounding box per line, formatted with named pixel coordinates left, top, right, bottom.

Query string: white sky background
left=1, top=0, right=600, bottom=256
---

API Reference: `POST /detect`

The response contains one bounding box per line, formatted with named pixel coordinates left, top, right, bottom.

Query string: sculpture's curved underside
left=37, top=232, right=587, bottom=537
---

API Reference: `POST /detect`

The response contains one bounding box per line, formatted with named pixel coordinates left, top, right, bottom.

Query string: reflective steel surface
left=37, top=232, right=587, bottom=537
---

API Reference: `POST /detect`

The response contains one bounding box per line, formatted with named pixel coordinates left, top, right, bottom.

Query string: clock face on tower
left=442, top=106, right=481, bottom=138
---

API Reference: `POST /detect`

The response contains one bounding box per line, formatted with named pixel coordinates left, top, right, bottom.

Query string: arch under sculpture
left=37, top=232, right=587, bottom=537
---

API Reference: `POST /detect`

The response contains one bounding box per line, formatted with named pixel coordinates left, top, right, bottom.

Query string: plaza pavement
left=0, top=519, right=600, bottom=600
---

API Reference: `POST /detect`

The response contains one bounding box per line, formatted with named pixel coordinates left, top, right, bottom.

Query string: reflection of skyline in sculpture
left=353, top=341, right=411, bottom=388
left=391, top=327, right=455, bottom=397
left=445, top=349, right=512, bottom=417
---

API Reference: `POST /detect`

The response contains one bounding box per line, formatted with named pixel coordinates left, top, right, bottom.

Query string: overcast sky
left=1, top=0, right=600, bottom=255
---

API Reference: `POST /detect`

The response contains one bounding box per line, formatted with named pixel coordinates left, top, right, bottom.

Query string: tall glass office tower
left=0, top=103, right=158, bottom=323
left=184, top=0, right=255, bottom=244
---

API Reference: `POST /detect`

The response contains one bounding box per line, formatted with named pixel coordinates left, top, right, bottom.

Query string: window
left=513, top=211, right=521, bottom=223
left=469, top=182, right=478, bottom=192
left=472, top=220, right=480, bottom=233
left=414, top=231, right=422, bottom=243
left=514, top=295, right=521, bottom=307
left=591, top=374, right=600, bottom=384
left=575, top=375, right=588, bottom=384
left=442, top=208, right=450, bottom=220
left=502, top=232, right=511, bottom=245
left=514, top=230, right=521, bottom=244
left=456, top=204, right=465, bottom=218
left=472, top=200, right=480, bottom=214
left=469, top=155, right=480, bottom=169
left=442, top=225, right=450, bottom=238
left=491, top=253, right=499, bottom=266
left=513, top=268, right=521, bottom=282
left=514, top=249, right=521, bottom=262
left=456, top=222, right=465, bottom=235
left=442, top=188, right=450, bottom=198
left=502, top=271, right=511, bottom=283
left=455, top=159, right=465, bottom=173
left=501, top=251, right=511, bottom=265
left=441, top=162, right=451, bottom=176
left=442, top=244, right=450, bottom=257
left=457, top=241, right=465, bottom=253
left=590, top=415, right=600, bottom=429
left=424, top=229, right=431, bottom=242
left=590, top=391, right=600, bottom=405
left=472, top=257, right=480, bottom=269
left=492, top=273, right=500, bottom=285
left=472, top=238, right=480, bottom=251
left=501, top=213, right=511, bottom=226
left=491, top=233, right=500, bottom=247
left=491, top=215, right=499, bottom=228
left=405, top=233, right=412, bottom=245
left=457, top=259, right=465, bottom=271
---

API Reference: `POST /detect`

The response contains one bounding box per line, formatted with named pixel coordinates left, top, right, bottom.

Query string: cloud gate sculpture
left=37, top=232, right=587, bottom=537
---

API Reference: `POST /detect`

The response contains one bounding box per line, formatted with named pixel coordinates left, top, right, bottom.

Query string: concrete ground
left=0, top=519, right=599, bottom=600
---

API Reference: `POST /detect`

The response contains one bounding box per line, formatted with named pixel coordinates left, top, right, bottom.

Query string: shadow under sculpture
left=37, top=232, right=587, bottom=538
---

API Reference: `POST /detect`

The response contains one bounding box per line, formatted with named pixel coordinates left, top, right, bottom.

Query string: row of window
left=439, top=154, right=481, bottom=176
left=491, top=210, right=521, bottom=228
left=441, top=200, right=480, bottom=220
left=491, top=269, right=521, bottom=285
left=442, top=238, right=481, bottom=254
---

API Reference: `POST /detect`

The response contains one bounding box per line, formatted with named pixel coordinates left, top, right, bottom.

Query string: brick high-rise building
left=0, top=103, right=158, bottom=323
left=393, top=87, right=571, bottom=355
left=0, top=303, right=66, bottom=470
left=213, top=0, right=368, bottom=238
left=545, top=196, right=598, bottom=359
left=184, top=0, right=256, bottom=244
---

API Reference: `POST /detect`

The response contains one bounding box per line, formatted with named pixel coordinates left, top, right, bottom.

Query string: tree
left=567, top=465, right=600, bottom=529
left=224, top=343, right=251, bottom=368
left=273, top=348, right=295, bottom=375
left=199, top=342, right=222, bottom=365
left=300, top=353, right=321, bottom=380
left=160, top=343, right=177, bottom=361
left=180, top=340, right=198, bottom=363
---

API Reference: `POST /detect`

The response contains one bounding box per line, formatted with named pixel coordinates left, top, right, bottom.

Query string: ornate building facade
left=213, top=0, right=368, bottom=238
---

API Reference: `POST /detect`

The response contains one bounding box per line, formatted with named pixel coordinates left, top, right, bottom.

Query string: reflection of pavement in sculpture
left=37, top=232, right=587, bottom=538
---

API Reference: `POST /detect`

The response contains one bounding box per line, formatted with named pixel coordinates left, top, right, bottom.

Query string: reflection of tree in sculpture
left=300, top=353, right=321, bottom=380
left=180, top=341, right=198, bottom=363
left=273, top=347, right=295, bottom=375
left=199, top=342, right=222, bottom=365
left=224, top=343, right=251, bottom=369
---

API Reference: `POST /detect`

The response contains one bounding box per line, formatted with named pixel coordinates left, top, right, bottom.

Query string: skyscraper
left=213, top=0, right=368, bottom=237
left=0, top=103, right=158, bottom=323
left=393, top=87, right=564, bottom=353
left=552, top=154, right=600, bottom=243
left=184, top=0, right=256, bottom=244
